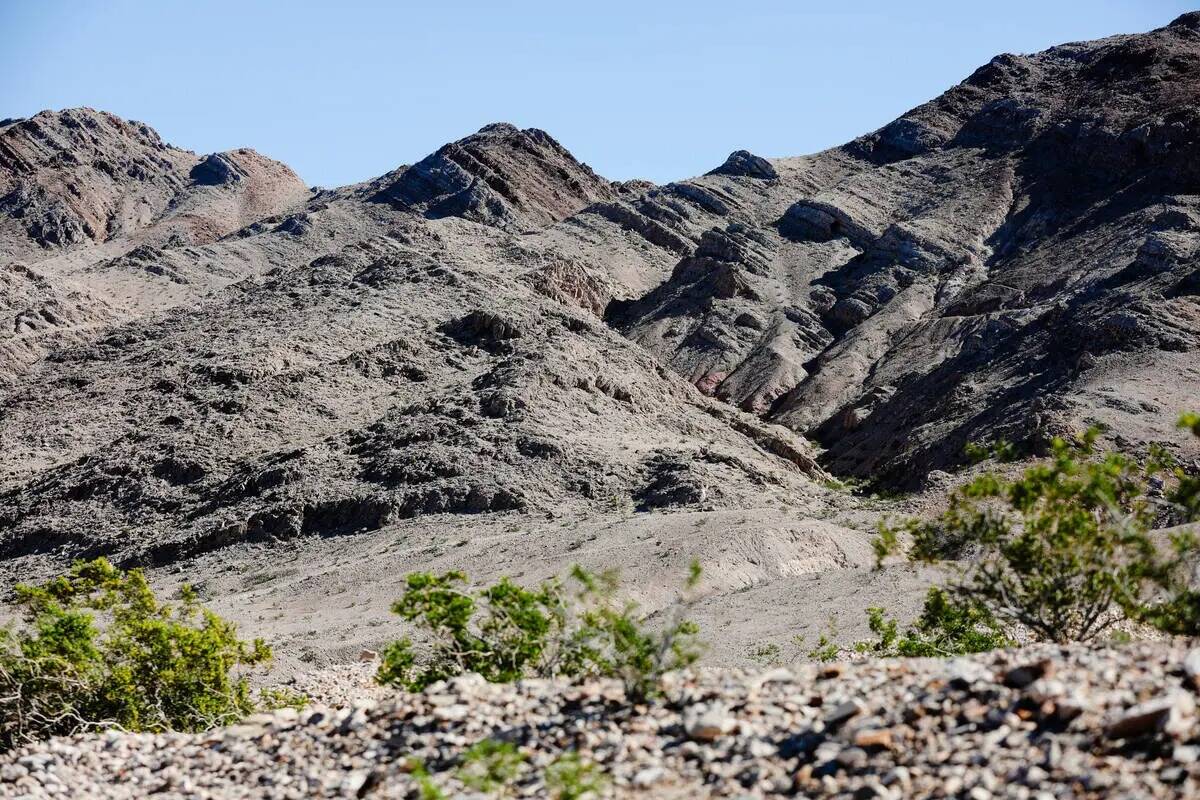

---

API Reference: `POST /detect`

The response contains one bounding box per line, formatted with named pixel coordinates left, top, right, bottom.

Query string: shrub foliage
left=876, top=419, right=1200, bottom=646
left=0, top=558, right=271, bottom=749
left=377, top=562, right=704, bottom=699
left=859, top=588, right=1012, bottom=657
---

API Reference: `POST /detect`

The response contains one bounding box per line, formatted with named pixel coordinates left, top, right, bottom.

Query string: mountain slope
left=1, top=13, right=1199, bottom=572
left=612, top=12, right=1200, bottom=483
left=0, top=121, right=830, bottom=565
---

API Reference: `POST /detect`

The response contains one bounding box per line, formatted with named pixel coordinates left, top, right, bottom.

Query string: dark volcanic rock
left=709, top=149, right=778, bottom=180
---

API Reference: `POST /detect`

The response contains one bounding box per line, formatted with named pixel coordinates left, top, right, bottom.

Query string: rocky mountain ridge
left=1, top=14, right=1198, bottom=569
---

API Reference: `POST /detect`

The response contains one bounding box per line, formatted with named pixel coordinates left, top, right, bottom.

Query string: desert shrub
left=857, top=588, right=1012, bottom=657
left=545, top=752, right=607, bottom=800
left=746, top=641, right=783, bottom=667
left=257, top=686, right=309, bottom=712
left=805, top=629, right=840, bottom=663
left=0, top=558, right=271, bottom=749
left=877, top=422, right=1200, bottom=644
left=1171, top=413, right=1200, bottom=518
left=376, top=571, right=569, bottom=689
left=377, top=562, right=705, bottom=700
left=406, top=759, right=447, bottom=800
left=458, top=739, right=526, bottom=796
left=568, top=560, right=705, bottom=701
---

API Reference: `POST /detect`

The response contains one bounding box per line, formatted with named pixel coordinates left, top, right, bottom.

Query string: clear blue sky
left=2, top=1, right=1193, bottom=187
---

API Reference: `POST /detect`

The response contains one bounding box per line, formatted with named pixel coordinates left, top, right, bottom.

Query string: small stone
left=853, top=728, right=893, bottom=750
left=825, top=699, right=866, bottom=727
left=1184, top=648, right=1200, bottom=691
left=1106, top=692, right=1195, bottom=740
left=0, top=764, right=29, bottom=782
left=948, top=659, right=989, bottom=688
left=1160, top=766, right=1186, bottom=785
left=1004, top=660, right=1054, bottom=689
left=747, top=738, right=776, bottom=758
left=341, top=771, right=370, bottom=793
left=358, top=649, right=378, bottom=662
left=884, top=766, right=912, bottom=789
left=1026, top=678, right=1067, bottom=703
left=432, top=704, right=470, bottom=722
left=632, top=766, right=665, bottom=786
left=684, top=704, right=736, bottom=741
left=836, top=746, right=869, bottom=769
left=854, top=781, right=895, bottom=799
left=1174, top=744, right=1200, bottom=764
left=1023, top=765, right=1050, bottom=786
left=814, top=741, right=842, bottom=764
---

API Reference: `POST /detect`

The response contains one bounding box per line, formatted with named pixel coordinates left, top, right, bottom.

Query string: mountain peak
left=369, top=123, right=615, bottom=231
left=1169, top=11, right=1200, bottom=30
left=0, top=109, right=307, bottom=254
left=474, top=121, right=520, bottom=135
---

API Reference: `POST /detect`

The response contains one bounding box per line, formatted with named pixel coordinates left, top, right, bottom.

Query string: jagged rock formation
left=2, top=14, right=1200, bottom=568
left=0, top=108, right=307, bottom=258
left=612, top=13, right=1200, bottom=483
left=368, top=123, right=617, bottom=231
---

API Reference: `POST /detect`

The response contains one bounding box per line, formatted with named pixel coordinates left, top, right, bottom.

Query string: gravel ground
left=3, top=641, right=1200, bottom=798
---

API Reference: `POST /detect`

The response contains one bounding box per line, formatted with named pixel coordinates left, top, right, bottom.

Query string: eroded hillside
left=1, top=14, right=1199, bottom=576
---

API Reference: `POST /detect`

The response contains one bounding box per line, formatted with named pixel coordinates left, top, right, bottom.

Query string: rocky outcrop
left=0, top=108, right=196, bottom=254
left=709, top=149, right=778, bottom=180
left=369, top=123, right=617, bottom=231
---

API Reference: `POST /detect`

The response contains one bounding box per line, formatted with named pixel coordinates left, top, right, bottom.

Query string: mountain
left=0, top=15, right=1198, bottom=662
left=612, top=12, right=1200, bottom=483
left=0, top=112, right=829, bottom=567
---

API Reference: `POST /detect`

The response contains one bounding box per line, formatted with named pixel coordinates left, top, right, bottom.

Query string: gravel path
left=3, top=642, right=1200, bottom=799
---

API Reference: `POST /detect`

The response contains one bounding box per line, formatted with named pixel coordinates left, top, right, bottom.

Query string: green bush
left=0, top=558, right=271, bottom=749
left=376, top=571, right=570, bottom=689
left=458, top=739, right=526, bottom=796
left=377, top=562, right=705, bottom=700
left=1171, top=413, right=1200, bottom=518
left=857, top=588, right=1012, bottom=657
left=545, top=751, right=607, bottom=800
left=877, top=421, right=1200, bottom=645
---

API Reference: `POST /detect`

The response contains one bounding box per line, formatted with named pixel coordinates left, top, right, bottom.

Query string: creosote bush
left=858, top=588, right=1011, bottom=658
left=0, top=558, right=272, bottom=749
left=407, top=746, right=606, bottom=800
left=545, top=751, right=607, bottom=800
left=377, top=562, right=705, bottom=700
left=874, top=418, right=1200, bottom=648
